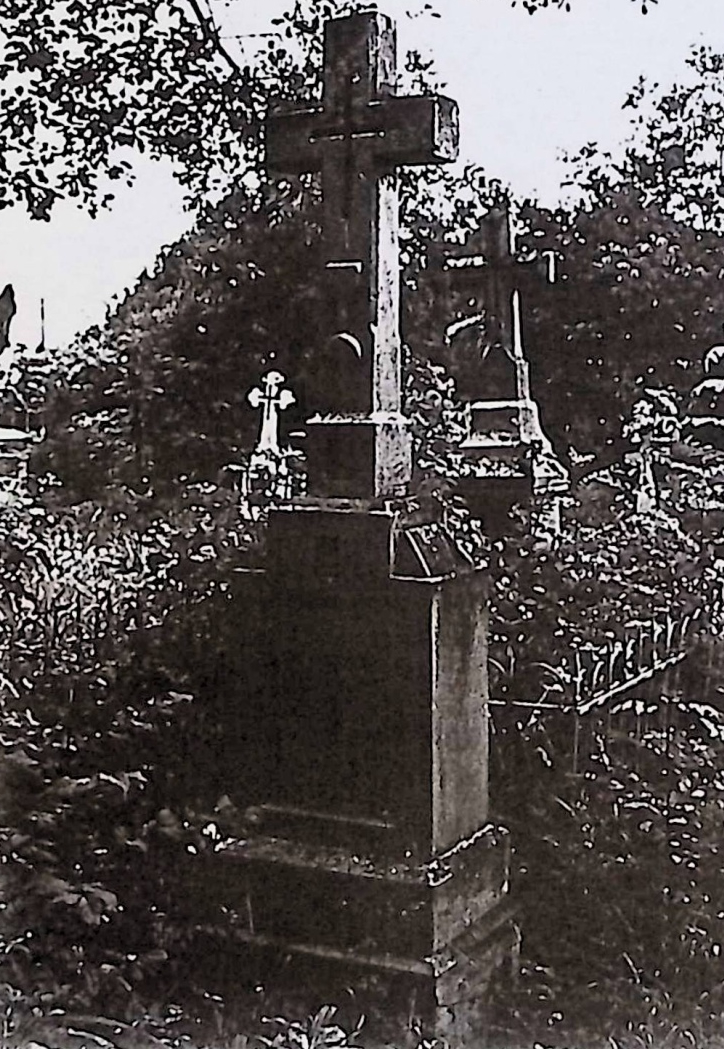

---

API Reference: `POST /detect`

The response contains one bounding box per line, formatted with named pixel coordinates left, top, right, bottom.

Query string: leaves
left=0, top=0, right=273, bottom=217
left=513, top=0, right=654, bottom=12
left=491, top=695, right=724, bottom=1046
left=260, top=1007, right=365, bottom=1049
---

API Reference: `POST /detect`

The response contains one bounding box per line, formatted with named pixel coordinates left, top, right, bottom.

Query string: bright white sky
left=2, top=0, right=724, bottom=348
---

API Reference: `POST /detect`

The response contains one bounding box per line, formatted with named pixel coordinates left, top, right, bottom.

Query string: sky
left=2, top=0, right=724, bottom=349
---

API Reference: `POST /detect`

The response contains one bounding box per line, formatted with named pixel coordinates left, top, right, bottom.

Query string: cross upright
left=266, top=12, right=459, bottom=497
left=247, top=370, right=295, bottom=457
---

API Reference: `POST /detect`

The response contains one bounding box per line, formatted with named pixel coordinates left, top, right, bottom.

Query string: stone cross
left=267, top=13, right=458, bottom=264
left=248, top=370, right=295, bottom=457
left=437, top=205, right=556, bottom=359
left=440, top=208, right=568, bottom=500
left=266, top=12, right=459, bottom=497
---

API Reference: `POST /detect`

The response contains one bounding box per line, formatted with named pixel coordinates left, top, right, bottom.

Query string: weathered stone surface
left=431, top=575, right=490, bottom=851
left=210, top=506, right=515, bottom=1040
left=267, top=13, right=458, bottom=263
left=189, top=820, right=515, bottom=1042
left=230, top=12, right=515, bottom=1041
left=434, top=206, right=555, bottom=404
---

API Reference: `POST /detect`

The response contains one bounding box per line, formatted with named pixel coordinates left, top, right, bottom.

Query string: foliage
left=23, top=183, right=321, bottom=508
left=0, top=493, right=263, bottom=1033
left=2, top=4, right=724, bottom=1045
left=0, top=0, right=439, bottom=219
left=490, top=693, right=724, bottom=1048
left=403, top=182, right=724, bottom=466
left=23, top=163, right=724, bottom=510
left=564, top=48, right=724, bottom=233
left=17, top=0, right=715, bottom=485
left=259, top=1007, right=364, bottom=1049
left=258, top=1007, right=446, bottom=1049
left=0, top=6, right=508, bottom=1032
left=15, top=164, right=505, bottom=509
left=0, top=0, right=664, bottom=221
left=513, top=195, right=724, bottom=459
left=487, top=477, right=719, bottom=704
left=0, top=0, right=269, bottom=217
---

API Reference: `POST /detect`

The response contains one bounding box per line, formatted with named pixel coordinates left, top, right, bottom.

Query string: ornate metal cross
left=247, top=370, right=295, bottom=457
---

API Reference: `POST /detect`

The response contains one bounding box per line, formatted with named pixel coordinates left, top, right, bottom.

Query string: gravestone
left=433, top=205, right=555, bottom=402
left=239, top=370, right=306, bottom=512
left=206, top=12, right=518, bottom=1044
left=434, top=207, right=568, bottom=535
left=623, top=388, right=682, bottom=516
left=247, top=370, right=295, bottom=456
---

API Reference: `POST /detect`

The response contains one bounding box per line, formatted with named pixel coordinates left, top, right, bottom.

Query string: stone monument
left=207, top=13, right=519, bottom=1043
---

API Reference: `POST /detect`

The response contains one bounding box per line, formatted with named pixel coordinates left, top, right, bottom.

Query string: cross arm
left=266, top=94, right=459, bottom=176
left=369, top=94, right=459, bottom=169
left=266, top=106, right=322, bottom=175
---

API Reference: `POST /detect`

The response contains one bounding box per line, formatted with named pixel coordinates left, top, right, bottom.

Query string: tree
left=0, top=0, right=415, bottom=220
left=563, top=47, right=724, bottom=235
left=0, top=0, right=256, bottom=216
left=520, top=192, right=724, bottom=461
left=23, top=156, right=724, bottom=507
left=0, top=0, right=367, bottom=218
left=0, top=0, right=667, bottom=222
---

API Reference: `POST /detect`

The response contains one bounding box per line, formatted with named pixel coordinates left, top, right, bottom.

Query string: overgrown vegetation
left=489, top=693, right=724, bottom=1049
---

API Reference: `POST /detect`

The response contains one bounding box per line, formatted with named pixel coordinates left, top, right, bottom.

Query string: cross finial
left=248, top=370, right=296, bottom=457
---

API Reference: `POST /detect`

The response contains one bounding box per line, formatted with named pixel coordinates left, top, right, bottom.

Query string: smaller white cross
left=247, top=370, right=295, bottom=456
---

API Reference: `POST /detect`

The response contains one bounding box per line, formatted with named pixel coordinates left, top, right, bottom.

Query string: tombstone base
left=190, top=823, right=518, bottom=1046
left=205, top=505, right=516, bottom=1043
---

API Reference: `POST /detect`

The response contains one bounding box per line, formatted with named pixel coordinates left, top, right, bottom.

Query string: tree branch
left=184, top=0, right=244, bottom=79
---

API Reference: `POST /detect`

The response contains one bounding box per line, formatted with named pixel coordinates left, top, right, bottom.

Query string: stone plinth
left=201, top=504, right=516, bottom=1041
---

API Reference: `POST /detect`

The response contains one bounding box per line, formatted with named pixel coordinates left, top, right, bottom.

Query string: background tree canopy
left=0, top=0, right=362, bottom=218
left=0, top=0, right=667, bottom=222
left=15, top=165, right=724, bottom=510
left=514, top=0, right=655, bottom=12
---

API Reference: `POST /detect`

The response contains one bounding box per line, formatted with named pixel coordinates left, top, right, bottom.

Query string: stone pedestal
left=201, top=505, right=516, bottom=1042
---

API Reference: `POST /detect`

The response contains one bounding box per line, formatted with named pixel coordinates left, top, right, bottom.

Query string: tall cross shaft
left=266, top=13, right=459, bottom=498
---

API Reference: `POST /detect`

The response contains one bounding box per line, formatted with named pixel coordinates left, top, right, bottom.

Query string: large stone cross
left=248, top=370, right=295, bottom=457
left=267, top=13, right=458, bottom=264
left=266, top=12, right=459, bottom=497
